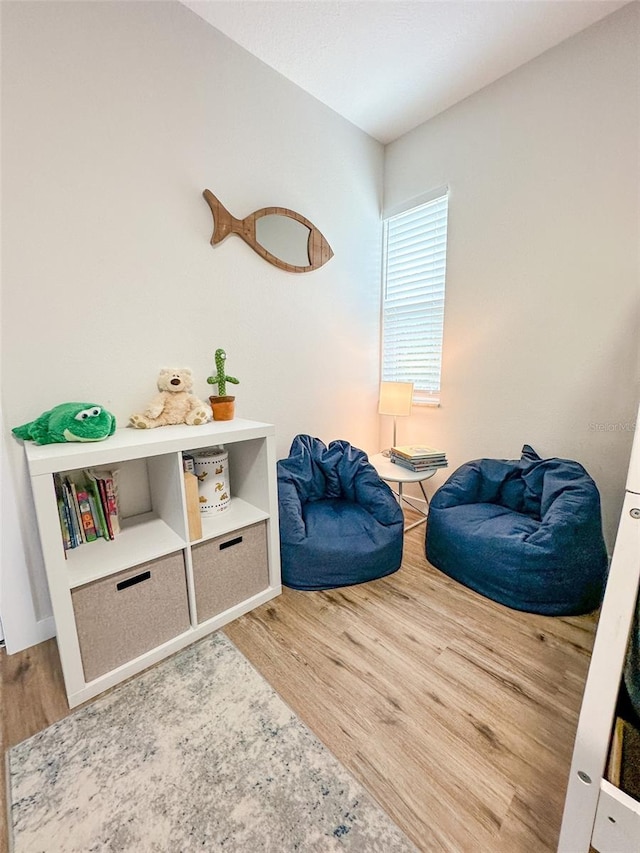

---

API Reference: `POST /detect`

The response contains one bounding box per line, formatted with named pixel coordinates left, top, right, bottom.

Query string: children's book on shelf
left=54, top=468, right=120, bottom=551
left=67, top=479, right=87, bottom=544
left=54, top=475, right=73, bottom=550
left=85, top=473, right=109, bottom=540
left=61, top=477, right=83, bottom=546
left=75, top=485, right=98, bottom=542
left=90, top=468, right=120, bottom=537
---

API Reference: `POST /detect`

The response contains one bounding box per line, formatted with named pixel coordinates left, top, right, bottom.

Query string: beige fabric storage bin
left=72, top=551, right=190, bottom=682
left=192, top=521, right=269, bottom=623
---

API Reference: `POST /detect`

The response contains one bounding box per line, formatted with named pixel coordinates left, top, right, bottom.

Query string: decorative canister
left=193, top=448, right=230, bottom=516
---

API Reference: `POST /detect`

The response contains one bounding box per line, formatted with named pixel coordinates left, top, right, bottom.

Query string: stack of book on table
left=390, top=445, right=448, bottom=472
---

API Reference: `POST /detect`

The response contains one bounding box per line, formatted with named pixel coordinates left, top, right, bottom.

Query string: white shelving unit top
left=23, top=418, right=275, bottom=476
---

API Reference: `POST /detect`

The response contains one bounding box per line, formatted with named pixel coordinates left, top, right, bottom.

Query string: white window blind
left=381, top=192, right=449, bottom=404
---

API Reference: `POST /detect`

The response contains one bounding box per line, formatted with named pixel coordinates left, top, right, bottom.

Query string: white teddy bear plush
left=129, top=368, right=210, bottom=429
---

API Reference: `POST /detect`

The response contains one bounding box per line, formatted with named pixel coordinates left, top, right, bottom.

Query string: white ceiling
left=182, top=0, right=629, bottom=144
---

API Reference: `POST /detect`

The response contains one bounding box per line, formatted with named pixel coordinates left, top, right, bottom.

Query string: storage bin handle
left=220, top=536, right=242, bottom=551
left=117, top=570, right=151, bottom=591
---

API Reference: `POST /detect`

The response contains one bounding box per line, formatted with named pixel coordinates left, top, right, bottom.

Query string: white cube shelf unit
left=22, top=418, right=281, bottom=707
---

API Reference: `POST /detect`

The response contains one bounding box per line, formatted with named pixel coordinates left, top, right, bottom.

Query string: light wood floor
left=1, top=513, right=597, bottom=852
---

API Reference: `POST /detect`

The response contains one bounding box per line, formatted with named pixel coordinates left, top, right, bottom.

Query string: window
left=381, top=191, right=449, bottom=404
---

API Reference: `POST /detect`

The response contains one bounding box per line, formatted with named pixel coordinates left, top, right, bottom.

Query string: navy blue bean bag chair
left=624, top=605, right=640, bottom=721
left=277, top=435, right=404, bottom=590
left=425, top=445, right=608, bottom=615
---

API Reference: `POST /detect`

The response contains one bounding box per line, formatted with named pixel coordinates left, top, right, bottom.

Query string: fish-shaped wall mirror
left=203, top=190, right=334, bottom=273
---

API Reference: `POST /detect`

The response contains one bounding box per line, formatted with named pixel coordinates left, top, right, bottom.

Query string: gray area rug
left=9, top=632, right=416, bottom=852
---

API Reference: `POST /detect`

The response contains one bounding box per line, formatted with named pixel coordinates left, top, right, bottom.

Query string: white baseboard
left=4, top=615, right=55, bottom=655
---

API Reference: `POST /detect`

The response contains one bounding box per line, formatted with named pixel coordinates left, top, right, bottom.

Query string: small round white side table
left=369, top=452, right=440, bottom=532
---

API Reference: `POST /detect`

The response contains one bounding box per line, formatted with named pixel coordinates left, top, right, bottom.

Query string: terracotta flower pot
left=209, top=395, right=235, bottom=421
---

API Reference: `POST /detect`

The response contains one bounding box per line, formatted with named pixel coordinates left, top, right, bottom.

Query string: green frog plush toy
left=12, top=402, right=116, bottom=445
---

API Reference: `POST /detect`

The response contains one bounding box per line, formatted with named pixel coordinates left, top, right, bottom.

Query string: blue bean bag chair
left=624, top=605, right=640, bottom=721
left=277, top=435, right=404, bottom=590
left=425, top=445, right=608, bottom=615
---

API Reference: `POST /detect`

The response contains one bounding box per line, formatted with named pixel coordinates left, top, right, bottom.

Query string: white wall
left=384, top=3, right=640, bottom=549
left=1, top=0, right=383, bottom=650
left=1, top=407, right=55, bottom=653
left=3, top=2, right=637, bottom=653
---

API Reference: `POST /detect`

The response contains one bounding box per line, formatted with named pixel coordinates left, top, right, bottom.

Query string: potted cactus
left=207, top=348, right=239, bottom=421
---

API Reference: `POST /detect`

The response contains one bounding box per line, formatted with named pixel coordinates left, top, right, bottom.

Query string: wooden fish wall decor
left=203, top=190, right=334, bottom=274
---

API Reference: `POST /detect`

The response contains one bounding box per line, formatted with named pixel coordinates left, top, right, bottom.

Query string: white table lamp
left=378, top=381, right=414, bottom=449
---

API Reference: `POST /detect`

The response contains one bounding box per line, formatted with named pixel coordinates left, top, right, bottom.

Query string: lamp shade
left=378, top=381, right=414, bottom=416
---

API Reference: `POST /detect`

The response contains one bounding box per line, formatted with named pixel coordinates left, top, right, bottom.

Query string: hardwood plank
left=225, top=514, right=597, bottom=852
left=1, top=639, right=68, bottom=750
left=1, top=638, right=70, bottom=852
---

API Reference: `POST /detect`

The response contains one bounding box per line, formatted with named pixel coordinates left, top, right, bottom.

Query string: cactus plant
left=207, top=348, right=239, bottom=398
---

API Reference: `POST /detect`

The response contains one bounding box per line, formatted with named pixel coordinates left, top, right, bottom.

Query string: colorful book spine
left=86, top=473, right=110, bottom=540
left=62, top=478, right=82, bottom=547
left=53, top=468, right=122, bottom=548
left=101, top=471, right=120, bottom=537
left=54, top=474, right=73, bottom=551
left=97, top=478, right=113, bottom=539
left=391, top=456, right=448, bottom=472
left=90, top=469, right=120, bottom=538
left=391, top=454, right=447, bottom=464
left=87, top=493, right=104, bottom=538
left=76, top=487, right=98, bottom=542
left=67, top=479, right=87, bottom=544
left=56, top=498, right=72, bottom=551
